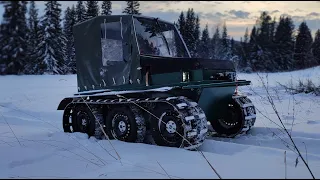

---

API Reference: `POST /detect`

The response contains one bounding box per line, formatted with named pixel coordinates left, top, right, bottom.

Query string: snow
left=0, top=66, right=320, bottom=178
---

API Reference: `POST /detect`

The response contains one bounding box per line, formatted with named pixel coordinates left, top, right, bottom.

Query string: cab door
left=100, top=17, right=131, bottom=87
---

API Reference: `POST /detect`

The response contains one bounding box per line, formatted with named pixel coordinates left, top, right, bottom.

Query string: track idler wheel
left=105, top=106, right=146, bottom=143
left=150, top=103, right=184, bottom=148
left=211, top=99, right=244, bottom=137
left=62, top=104, right=96, bottom=137
left=62, top=104, right=74, bottom=133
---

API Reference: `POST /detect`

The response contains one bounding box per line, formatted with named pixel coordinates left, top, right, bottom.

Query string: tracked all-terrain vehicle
left=57, top=15, right=256, bottom=150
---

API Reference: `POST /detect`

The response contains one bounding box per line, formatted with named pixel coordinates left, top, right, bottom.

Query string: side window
left=100, top=20, right=123, bottom=66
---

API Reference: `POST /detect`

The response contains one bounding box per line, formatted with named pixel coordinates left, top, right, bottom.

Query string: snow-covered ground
left=0, top=66, right=320, bottom=179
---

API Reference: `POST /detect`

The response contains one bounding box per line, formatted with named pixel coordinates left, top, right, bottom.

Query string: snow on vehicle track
left=0, top=67, right=320, bottom=178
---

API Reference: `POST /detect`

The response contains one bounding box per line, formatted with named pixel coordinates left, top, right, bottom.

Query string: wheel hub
left=74, top=110, right=90, bottom=133
left=112, top=114, right=130, bottom=137
left=118, top=121, right=127, bottom=133
left=247, top=107, right=255, bottom=116
left=81, top=118, right=87, bottom=126
left=166, top=120, right=177, bottom=134
left=218, top=104, right=241, bottom=129
left=157, top=111, right=182, bottom=144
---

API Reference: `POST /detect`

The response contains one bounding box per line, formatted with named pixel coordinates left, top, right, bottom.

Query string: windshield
left=133, top=17, right=190, bottom=58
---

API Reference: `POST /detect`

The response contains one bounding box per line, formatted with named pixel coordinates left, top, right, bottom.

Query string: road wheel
left=105, top=106, right=145, bottom=143
left=71, top=105, right=96, bottom=137
left=212, top=99, right=244, bottom=137
left=150, top=103, right=184, bottom=148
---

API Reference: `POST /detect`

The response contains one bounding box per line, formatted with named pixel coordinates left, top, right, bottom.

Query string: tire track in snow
left=203, top=126, right=320, bottom=161
left=200, top=138, right=320, bottom=163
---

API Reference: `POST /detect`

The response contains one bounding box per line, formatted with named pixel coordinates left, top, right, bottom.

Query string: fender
left=57, top=98, right=74, bottom=110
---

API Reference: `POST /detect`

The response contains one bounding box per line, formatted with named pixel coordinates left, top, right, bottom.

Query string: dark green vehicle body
left=60, top=15, right=252, bottom=133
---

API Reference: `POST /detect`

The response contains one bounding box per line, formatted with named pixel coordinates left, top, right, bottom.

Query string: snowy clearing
left=0, top=66, right=320, bottom=179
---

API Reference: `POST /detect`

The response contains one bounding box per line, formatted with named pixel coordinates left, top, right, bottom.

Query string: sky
left=0, top=1, right=319, bottom=41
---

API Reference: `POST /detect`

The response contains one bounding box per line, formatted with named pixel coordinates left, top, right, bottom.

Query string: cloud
left=197, top=12, right=228, bottom=22
left=280, top=13, right=290, bottom=17
left=289, top=8, right=303, bottom=13
left=257, top=10, right=280, bottom=16
left=271, top=10, right=280, bottom=14
left=228, top=10, right=250, bottom=19
left=292, top=15, right=305, bottom=22
left=164, top=2, right=171, bottom=7
left=216, top=12, right=228, bottom=17
left=142, top=10, right=181, bottom=23
left=307, top=12, right=320, bottom=17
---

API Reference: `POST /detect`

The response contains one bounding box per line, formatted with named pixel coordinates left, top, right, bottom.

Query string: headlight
left=182, top=71, right=190, bottom=82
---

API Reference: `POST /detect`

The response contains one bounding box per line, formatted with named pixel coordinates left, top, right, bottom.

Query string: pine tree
left=239, top=27, right=250, bottom=69
left=199, top=24, right=210, bottom=59
left=249, top=26, right=259, bottom=71
left=249, top=26, right=257, bottom=44
left=312, top=29, right=320, bottom=64
left=63, top=6, right=71, bottom=65
left=176, top=9, right=200, bottom=57
left=63, top=6, right=77, bottom=74
left=76, top=1, right=86, bottom=23
left=122, top=1, right=141, bottom=15
left=269, top=16, right=277, bottom=70
left=257, top=12, right=272, bottom=44
left=270, top=17, right=276, bottom=42
left=39, top=1, right=65, bottom=74
left=230, top=37, right=235, bottom=57
left=211, top=26, right=224, bottom=59
left=101, top=1, right=112, bottom=15
left=208, top=30, right=215, bottom=59
left=274, top=16, right=285, bottom=68
left=0, top=1, right=28, bottom=74
left=294, top=21, right=314, bottom=69
left=193, top=15, right=200, bottom=57
left=274, top=16, right=295, bottom=70
left=221, top=22, right=228, bottom=50
left=255, top=11, right=275, bottom=71
left=221, top=21, right=231, bottom=60
left=25, top=1, right=45, bottom=74
left=177, top=11, right=186, bottom=38
left=85, top=1, right=99, bottom=20
left=184, top=8, right=197, bottom=57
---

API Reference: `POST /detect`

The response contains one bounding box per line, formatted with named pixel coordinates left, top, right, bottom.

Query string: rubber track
left=65, top=95, right=208, bottom=150
left=208, top=95, right=257, bottom=138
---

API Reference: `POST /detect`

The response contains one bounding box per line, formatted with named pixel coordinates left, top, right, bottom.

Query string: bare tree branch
left=257, top=73, right=315, bottom=179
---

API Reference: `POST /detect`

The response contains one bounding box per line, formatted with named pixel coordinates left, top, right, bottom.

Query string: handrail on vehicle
left=181, top=80, right=251, bottom=89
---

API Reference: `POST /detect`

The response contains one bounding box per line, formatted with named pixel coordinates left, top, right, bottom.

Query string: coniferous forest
left=0, top=1, right=319, bottom=75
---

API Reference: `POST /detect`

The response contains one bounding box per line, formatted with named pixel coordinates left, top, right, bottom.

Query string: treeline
left=236, top=12, right=320, bottom=72
left=177, top=9, right=320, bottom=72
left=0, top=1, right=319, bottom=75
left=0, top=1, right=140, bottom=75
left=176, top=8, right=234, bottom=62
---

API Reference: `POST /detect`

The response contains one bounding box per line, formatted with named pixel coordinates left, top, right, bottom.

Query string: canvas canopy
left=73, top=15, right=190, bottom=92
